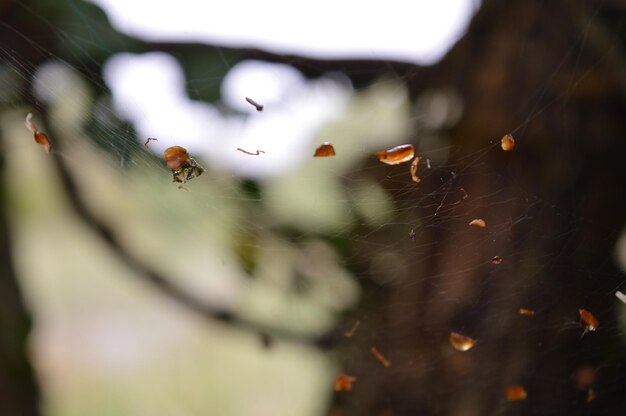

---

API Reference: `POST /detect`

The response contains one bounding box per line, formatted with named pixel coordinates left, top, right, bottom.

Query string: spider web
left=1, top=1, right=626, bottom=415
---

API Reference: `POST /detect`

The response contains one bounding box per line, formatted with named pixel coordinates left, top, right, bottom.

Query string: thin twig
left=144, top=137, right=158, bottom=148
left=237, top=147, right=265, bottom=156
left=344, top=320, right=360, bottom=337
left=245, top=97, right=264, bottom=111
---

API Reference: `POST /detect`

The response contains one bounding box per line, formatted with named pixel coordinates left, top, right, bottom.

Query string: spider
left=163, top=146, right=204, bottom=183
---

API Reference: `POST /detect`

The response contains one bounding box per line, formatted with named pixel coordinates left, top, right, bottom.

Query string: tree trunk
left=334, top=1, right=626, bottom=415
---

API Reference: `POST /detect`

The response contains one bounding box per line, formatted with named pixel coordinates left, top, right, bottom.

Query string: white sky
left=93, top=0, right=479, bottom=178
left=91, top=0, right=479, bottom=65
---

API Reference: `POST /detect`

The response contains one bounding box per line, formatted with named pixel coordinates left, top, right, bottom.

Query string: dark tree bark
left=332, top=1, right=626, bottom=415
left=0, top=3, right=60, bottom=415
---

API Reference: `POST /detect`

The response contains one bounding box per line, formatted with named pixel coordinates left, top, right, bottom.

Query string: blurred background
left=2, top=1, right=626, bottom=415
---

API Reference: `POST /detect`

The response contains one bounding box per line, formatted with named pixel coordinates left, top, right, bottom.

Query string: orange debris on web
left=491, top=256, right=503, bottom=264
left=371, top=347, right=391, bottom=367
left=410, top=156, right=422, bottom=183
left=469, top=218, right=487, bottom=228
left=376, top=144, right=414, bottom=165
left=518, top=308, right=535, bottom=317
left=344, top=320, right=360, bottom=337
left=449, top=332, right=477, bottom=351
left=505, top=385, right=527, bottom=401
left=334, top=374, right=357, bottom=391
left=579, top=309, right=599, bottom=333
left=501, top=133, right=515, bottom=151
left=24, top=113, right=52, bottom=154
left=313, top=142, right=336, bottom=157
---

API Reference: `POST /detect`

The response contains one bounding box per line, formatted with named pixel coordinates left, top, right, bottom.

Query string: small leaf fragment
left=491, top=256, right=503, bottom=264
left=376, top=144, right=415, bottom=165
left=314, top=142, right=336, bottom=157
left=24, top=113, right=52, bottom=153
left=335, top=374, right=357, bottom=391
left=371, top=347, right=391, bottom=367
left=579, top=309, right=599, bottom=333
left=34, top=132, right=52, bottom=153
left=518, top=308, right=535, bottom=317
left=469, top=218, right=487, bottom=228
left=449, top=332, right=477, bottom=351
left=505, top=385, right=527, bottom=401
left=410, top=156, right=422, bottom=183
left=344, top=320, right=360, bottom=337
left=501, top=133, right=515, bottom=151
left=615, top=290, right=626, bottom=304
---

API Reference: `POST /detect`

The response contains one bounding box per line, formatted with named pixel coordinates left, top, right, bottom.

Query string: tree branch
left=0, top=113, right=41, bottom=416
left=37, top=113, right=339, bottom=350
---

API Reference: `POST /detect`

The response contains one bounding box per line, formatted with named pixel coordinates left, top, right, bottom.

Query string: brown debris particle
left=572, top=365, right=597, bottom=390
left=587, top=388, right=596, bottom=403
left=237, top=148, right=265, bottom=156
left=518, top=308, right=535, bottom=317
left=410, top=156, right=422, bottom=183
left=501, top=133, right=515, bottom=151
left=245, top=97, right=264, bottom=111
left=449, top=332, right=477, bottom=351
left=371, top=347, right=391, bottom=367
left=334, top=374, right=357, bottom=391
left=24, top=113, right=52, bottom=154
left=144, top=137, right=158, bottom=148
left=344, top=320, right=360, bottom=338
left=376, top=144, right=415, bottom=165
left=469, top=218, right=487, bottom=228
left=579, top=309, right=599, bottom=333
left=314, top=142, right=336, bottom=157
left=491, top=256, right=503, bottom=264
left=505, top=385, right=527, bottom=401
left=259, top=332, right=274, bottom=349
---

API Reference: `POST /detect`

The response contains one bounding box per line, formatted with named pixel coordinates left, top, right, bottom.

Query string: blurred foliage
left=1, top=6, right=416, bottom=410
left=3, top=1, right=626, bottom=415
